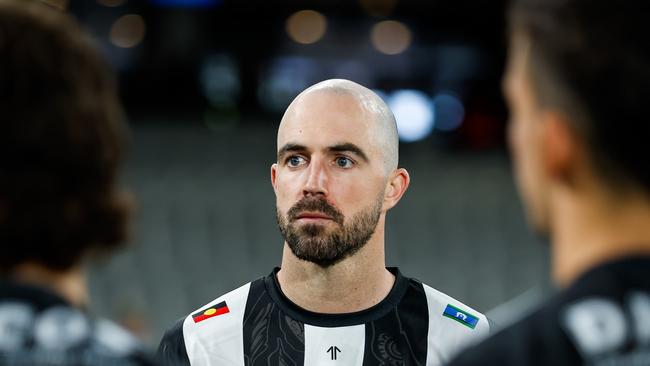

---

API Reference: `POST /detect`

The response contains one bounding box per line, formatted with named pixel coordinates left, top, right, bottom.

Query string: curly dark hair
left=0, top=0, right=133, bottom=272
left=509, top=0, right=650, bottom=194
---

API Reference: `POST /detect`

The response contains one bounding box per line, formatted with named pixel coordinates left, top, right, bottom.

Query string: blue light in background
left=258, top=56, right=317, bottom=112
left=432, top=93, right=465, bottom=131
left=388, top=89, right=435, bottom=142
left=200, top=54, right=241, bottom=107
left=148, top=0, right=221, bottom=8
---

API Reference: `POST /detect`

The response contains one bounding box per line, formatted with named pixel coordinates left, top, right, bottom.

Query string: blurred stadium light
left=200, top=54, right=241, bottom=108
left=109, top=13, right=146, bottom=48
left=389, top=89, right=435, bottom=142
left=258, top=56, right=317, bottom=112
left=433, top=92, right=465, bottom=131
left=371, top=20, right=412, bottom=55
left=286, top=10, right=327, bottom=45
left=66, top=0, right=506, bottom=148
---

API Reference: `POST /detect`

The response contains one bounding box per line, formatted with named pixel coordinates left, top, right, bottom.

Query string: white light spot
left=388, top=89, right=434, bottom=142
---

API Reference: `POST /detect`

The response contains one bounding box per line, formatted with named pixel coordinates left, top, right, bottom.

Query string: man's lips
left=295, top=212, right=333, bottom=221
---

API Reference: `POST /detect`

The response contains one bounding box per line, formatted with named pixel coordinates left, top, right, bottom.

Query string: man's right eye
left=287, top=156, right=306, bottom=167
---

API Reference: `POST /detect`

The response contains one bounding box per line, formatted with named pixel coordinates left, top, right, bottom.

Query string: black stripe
left=362, top=280, right=429, bottom=366
left=156, top=317, right=191, bottom=366
left=243, top=278, right=305, bottom=366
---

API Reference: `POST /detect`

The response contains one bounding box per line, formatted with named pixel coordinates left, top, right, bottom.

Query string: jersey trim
left=264, top=267, right=409, bottom=327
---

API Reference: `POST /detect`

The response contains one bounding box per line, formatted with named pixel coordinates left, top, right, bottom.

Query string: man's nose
left=302, top=158, right=329, bottom=197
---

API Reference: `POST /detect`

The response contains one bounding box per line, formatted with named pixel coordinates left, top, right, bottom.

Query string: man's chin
left=288, top=240, right=344, bottom=268
left=294, top=222, right=336, bottom=237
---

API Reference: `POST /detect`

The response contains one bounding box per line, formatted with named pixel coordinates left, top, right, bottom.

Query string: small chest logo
left=442, top=304, right=479, bottom=329
left=327, top=346, right=341, bottom=360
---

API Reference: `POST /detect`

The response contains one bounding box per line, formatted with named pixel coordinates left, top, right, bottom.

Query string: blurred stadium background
left=55, top=0, right=549, bottom=346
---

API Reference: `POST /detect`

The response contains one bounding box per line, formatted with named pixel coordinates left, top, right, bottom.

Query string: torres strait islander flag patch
left=442, top=304, right=479, bottom=329
left=192, top=301, right=230, bottom=323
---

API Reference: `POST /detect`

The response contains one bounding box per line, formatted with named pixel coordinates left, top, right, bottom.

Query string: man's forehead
left=277, top=91, right=375, bottom=145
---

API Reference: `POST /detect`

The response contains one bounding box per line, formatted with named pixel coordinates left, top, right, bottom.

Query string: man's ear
left=542, top=111, right=577, bottom=186
left=271, top=163, right=279, bottom=195
left=383, top=168, right=410, bottom=211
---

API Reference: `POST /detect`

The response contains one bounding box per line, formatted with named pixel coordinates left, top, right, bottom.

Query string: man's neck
left=10, top=262, right=88, bottom=307
left=277, top=234, right=394, bottom=314
left=551, top=187, right=650, bottom=288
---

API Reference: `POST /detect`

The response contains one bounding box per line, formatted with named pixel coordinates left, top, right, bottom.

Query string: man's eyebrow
left=277, top=143, right=307, bottom=160
left=327, top=143, right=369, bottom=163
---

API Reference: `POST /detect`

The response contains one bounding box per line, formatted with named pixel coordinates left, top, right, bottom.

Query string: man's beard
left=277, top=196, right=382, bottom=268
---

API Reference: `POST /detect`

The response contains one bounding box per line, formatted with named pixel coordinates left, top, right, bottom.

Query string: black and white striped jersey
left=158, top=267, right=490, bottom=366
left=0, top=282, right=155, bottom=366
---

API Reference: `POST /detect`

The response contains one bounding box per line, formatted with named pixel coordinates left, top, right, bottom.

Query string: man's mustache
left=287, top=197, right=344, bottom=224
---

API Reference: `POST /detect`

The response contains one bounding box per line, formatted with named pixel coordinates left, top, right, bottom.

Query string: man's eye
left=287, top=156, right=306, bottom=167
left=335, top=157, right=353, bottom=168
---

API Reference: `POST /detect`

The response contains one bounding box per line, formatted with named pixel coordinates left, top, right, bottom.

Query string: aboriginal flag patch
left=192, top=301, right=230, bottom=323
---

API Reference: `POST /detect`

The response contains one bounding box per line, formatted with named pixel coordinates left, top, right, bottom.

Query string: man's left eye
left=335, top=157, right=353, bottom=168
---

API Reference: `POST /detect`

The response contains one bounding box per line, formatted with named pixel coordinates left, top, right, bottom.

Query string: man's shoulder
left=403, top=277, right=491, bottom=362
left=157, top=277, right=263, bottom=365
left=174, top=279, right=258, bottom=337
left=412, top=279, right=491, bottom=335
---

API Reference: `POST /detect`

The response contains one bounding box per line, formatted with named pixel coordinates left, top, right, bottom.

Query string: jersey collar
left=264, top=267, right=409, bottom=327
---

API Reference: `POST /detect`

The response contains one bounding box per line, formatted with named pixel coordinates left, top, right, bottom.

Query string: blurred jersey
left=0, top=282, right=155, bottom=365
left=158, top=267, right=491, bottom=365
left=448, top=256, right=650, bottom=365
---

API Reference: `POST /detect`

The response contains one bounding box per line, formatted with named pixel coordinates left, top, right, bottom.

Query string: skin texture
left=271, top=79, right=409, bottom=313
left=504, top=34, right=650, bottom=288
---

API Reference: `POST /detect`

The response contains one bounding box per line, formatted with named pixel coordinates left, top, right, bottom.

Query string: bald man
left=157, top=79, right=490, bottom=366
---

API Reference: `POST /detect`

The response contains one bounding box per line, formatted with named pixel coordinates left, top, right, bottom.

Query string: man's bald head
left=279, top=79, right=399, bottom=174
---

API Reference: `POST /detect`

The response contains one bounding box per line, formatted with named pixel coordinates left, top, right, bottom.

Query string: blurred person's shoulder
left=0, top=281, right=155, bottom=365
left=447, top=256, right=650, bottom=366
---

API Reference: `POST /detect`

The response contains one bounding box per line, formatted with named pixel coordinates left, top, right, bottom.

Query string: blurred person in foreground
left=158, top=79, right=491, bottom=365
left=0, top=1, right=153, bottom=364
left=448, top=0, right=650, bottom=365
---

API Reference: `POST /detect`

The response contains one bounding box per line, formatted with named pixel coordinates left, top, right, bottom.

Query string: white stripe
left=422, top=284, right=490, bottom=365
left=304, top=324, right=365, bottom=365
left=183, top=282, right=251, bottom=366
